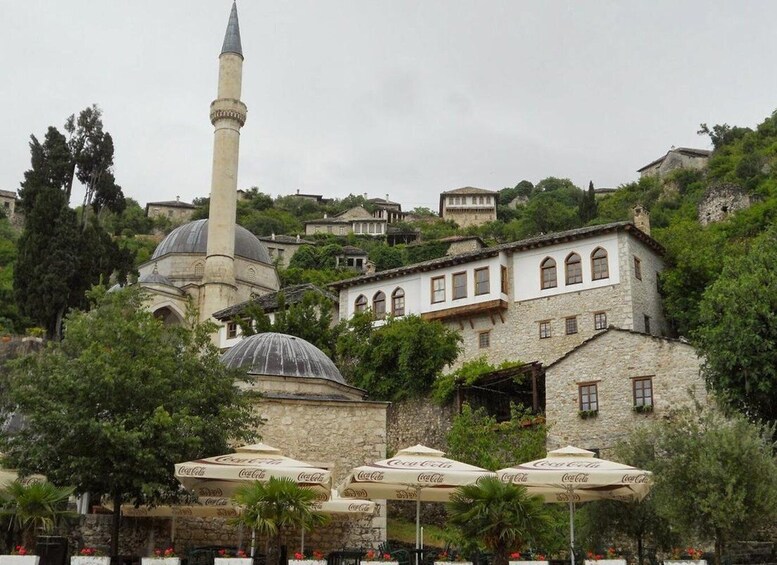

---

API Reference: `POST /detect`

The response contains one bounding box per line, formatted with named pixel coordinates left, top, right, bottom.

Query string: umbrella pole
left=416, top=488, right=421, bottom=565
left=569, top=497, right=575, bottom=565
left=251, top=528, right=256, bottom=557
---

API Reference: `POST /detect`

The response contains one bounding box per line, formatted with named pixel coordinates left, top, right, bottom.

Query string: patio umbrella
left=175, top=443, right=332, bottom=500
left=498, top=446, right=653, bottom=565
left=338, top=444, right=495, bottom=551
left=0, top=467, right=46, bottom=488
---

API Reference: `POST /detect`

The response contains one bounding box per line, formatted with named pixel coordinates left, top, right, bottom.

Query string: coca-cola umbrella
left=174, top=443, right=332, bottom=500
left=497, top=446, right=653, bottom=565
left=338, top=444, right=495, bottom=552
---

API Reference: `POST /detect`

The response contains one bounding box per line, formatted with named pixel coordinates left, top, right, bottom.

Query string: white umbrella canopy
left=0, top=467, right=47, bottom=489
left=339, top=444, right=496, bottom=549
left=498, top=446, right=653, bottom=565
left=174, top=443, right=332, bottom=501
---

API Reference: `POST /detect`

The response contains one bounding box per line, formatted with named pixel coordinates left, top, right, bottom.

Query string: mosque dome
left=221, top=333, right=346, bottom=385
left=151, top=219, right=271, bottom=263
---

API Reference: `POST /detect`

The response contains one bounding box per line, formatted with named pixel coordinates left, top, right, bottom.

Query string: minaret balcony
left=210, top=98, right=247, bottom=126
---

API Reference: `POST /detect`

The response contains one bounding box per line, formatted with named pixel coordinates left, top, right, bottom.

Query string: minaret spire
left=201, top=2, right=248, bottom=322
left=221, top=2, right=243, bottom=58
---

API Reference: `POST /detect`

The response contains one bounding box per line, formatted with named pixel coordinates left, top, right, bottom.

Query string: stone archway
left=153, top=306, right=184, bottom=326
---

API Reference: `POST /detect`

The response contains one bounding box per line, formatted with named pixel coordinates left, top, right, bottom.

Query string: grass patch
left=387, top=517, right=447, bottom=548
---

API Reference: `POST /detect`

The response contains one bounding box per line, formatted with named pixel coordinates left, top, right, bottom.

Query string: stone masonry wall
left=386, top=396, right=455, bottom=455
left=544, top=329, right=706, bottom=454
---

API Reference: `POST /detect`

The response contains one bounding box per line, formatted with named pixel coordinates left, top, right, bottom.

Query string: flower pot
left=288, top=560, right=327, bottom=565
left=509, top=561, right=549, bottom=565
left=214, top=559, right=252, bottom=565
left=71, top=558, right=110, bottom=565
left=363, top=561, right=399, bottom=565
left=434, top=561, right=473, bottom=565
left=0, top=557, right=40, bottom=565
left=142, top=558, right=180, bottom=565
left=584, top=561, right=626, bottom=565
left=663, top=561, right=707, bottom=565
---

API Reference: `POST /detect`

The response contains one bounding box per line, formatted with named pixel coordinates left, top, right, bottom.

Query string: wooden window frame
left=391, top=287, right=405, bottom=316
left=644, top=314, right=651, bottom=334
left=226, top=321, right=238, bottom=340
left=578, top=382, right=599, bottom=411
left=431, top=276, right=446, bottom=304
left=565, top=316, right=578, bottom=335
left=354, top=294, right=368, bottom=313
left=594, top=311, right=607, bottom=330
left=474, top=267, right=490, bottom=296
left=634, top=256, right=642, bottom=280
left=478, top=330, right=491, bottom=349
left=632, top=376, right=653, bottom=407
left=452, top=271, right=467, bottom=300
left=541, top=257, right=557, bottom=290
left=591, top=247, right=609, bottom=280
left=539, top=320, right=551, bottom=339
left=565, top=253, right=583, bottom=285
left=373, top=291, right=386, bottom=320
left=500, top=265, right=508, bottom=294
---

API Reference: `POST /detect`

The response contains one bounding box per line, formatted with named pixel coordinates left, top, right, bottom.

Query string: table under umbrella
left=338, top=444, right=495, bottom=552
left=498, top=446, right=653, bottom=565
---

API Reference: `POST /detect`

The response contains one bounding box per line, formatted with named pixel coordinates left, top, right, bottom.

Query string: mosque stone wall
left=386, top=396, right=455, bottom=455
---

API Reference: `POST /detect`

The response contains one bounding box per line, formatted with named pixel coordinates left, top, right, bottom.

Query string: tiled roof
left=330, top=221, right=663, bottom=290
left=146, top=200, right=196, bottom=209
left=441, top=186, right=497, bottom=195
left=257, top=234, right=315, bottom=245
left=637, top=147, right=712, bottom=172
left=213, top=283, right=338, bottom=320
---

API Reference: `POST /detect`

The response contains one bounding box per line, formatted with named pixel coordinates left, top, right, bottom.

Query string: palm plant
left=0, top=481, right=75, bottom=550
left=231, top=477, right=328, bottom=565
left=448, top=477, right=550, bottom=565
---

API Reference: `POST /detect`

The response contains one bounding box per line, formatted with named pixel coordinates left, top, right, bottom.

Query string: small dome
left=139, top=272, right=175, bottom=286
left=151, top=219, right=270, bottom=263
left=221, top=333, right=346, bottom=384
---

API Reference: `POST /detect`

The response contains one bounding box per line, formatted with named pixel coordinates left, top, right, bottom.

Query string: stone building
left=439, top=187, right=497, bottom=228
left=145, top=197, right=197, bottom=223
left=257, top=233, right=316, bottom=267
left=0, top=189, right=22, bottom=229
left=332, top=217, right=667, bottom=369
left=221, top=332, right=389, bottom=549
left=304, top=206, right=388, bottom=237
left=335, top=245, right=370, bottom=272
left=637, top=147, right=711, bottom=179
left=543, top=328, right=706, bottom=454
left=697, top=183, right=753, bottom=226
left=132, top=3, right=279, bottom=328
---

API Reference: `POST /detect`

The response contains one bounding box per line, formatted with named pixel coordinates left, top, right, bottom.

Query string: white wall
left=513, top=233, right=621, bottom=301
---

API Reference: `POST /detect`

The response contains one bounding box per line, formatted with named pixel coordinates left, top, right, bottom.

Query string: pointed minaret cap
left=221, top=1, right=243, bottom=58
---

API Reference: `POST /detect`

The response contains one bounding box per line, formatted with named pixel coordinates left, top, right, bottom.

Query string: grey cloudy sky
left=2, top=1, right=776, bottom=211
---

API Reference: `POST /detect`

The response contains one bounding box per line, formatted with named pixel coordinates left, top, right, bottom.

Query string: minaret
left=201, top=1, right=247, bottom=320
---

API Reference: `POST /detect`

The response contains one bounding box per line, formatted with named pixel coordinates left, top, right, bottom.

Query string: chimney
left=296, top=234, right=300, bottom=243
left=323, top=212, right=328, bottom=219
left=297, top=189, right=300, bottom=195
left=176, top=195, right=180, bottom=202
left=271, top=232, right=276, bottom=240
left=363, top=192, right=368, bottom=200
left=632, top=205, right=651, bottom=235
left=385, top=193, right=389, bottom=202
left=365, top=260, right=376, bottom=275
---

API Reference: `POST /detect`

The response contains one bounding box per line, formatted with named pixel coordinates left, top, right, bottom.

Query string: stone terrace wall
left=386, top=396, right=455, bottom=455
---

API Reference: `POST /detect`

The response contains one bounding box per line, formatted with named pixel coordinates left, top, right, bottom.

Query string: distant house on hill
left=439, top=187, right=497, bottom=228
left=290, top=189, right=331, bottom=205
left=304, top=206, right=388, bottom=237
left=335, top=245, right=370, bottom=272
left=637, top=147, right=711, bottom=179
left=257, top=233, right=315, bottom=267
left=145, top=197, right=197, bottom=223
left=0, top=189, right=22, bottom=228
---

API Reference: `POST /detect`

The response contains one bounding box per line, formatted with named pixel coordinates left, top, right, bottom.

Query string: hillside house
left=637, top=147, right=711, bottom=179
left=439, top=187, right=497, bottom=228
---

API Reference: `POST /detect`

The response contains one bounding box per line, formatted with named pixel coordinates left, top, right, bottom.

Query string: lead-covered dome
left=221, top=333, right=346, bottom=385
left=151, top=219, right=270, bottom=263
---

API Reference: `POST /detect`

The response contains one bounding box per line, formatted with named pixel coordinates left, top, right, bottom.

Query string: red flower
left=510, top=553, right=521, bottom=560
left=294, top=553, right=304, bottom=560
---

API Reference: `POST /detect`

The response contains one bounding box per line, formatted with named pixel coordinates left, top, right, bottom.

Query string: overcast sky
left=2, top=1, right=776, bottom=211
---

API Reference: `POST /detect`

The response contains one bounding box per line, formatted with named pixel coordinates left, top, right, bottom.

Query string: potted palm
left=448, top=477, right=551, bottom=565
left=0, top=481, right=74, bottom=565
left=231, top=477, right=328, bottom=565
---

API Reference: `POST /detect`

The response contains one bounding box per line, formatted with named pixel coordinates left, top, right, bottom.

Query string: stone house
left=637, top=147, right=711, bottom=179
left=439, top=186, right=497, bottom=228
left=0, top=189, right=19, bottom=224
left=257, top=233, right=316, bottom=267
left=304, top=206, right=388, bottom=237
left=697, top=183, right=754, bottom=226
left=544, top=328, right=706, bottom=454
left=145, top=197, right=197, bottom=223
left=335, top=245, right=370, bottom=272
left=331, top=215, right=667, bottom=370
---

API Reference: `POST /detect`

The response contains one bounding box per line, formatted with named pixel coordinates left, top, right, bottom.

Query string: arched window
left=565, top=253, right=582, bottom=285
left=591, top=247, right=609, bottom=280
left=373, top=291, right=386, bottom=319
left=541, top=258, right=557, bottom=289
left=194, top=262, right=205, bottom=277
left=391, top=288, right=405, bottom=316
left=354, top=295, right=367, bottom=313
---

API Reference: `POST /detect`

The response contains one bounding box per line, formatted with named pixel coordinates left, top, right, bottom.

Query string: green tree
left=0, top=482, right=75, bottom=550
left=0, top=286, right=259, bottom=558
left=693, top=225, right=777, bottom=420
left=231, top=477, right=327, bottom=565
left=651, top=407, right=777, bottom=565
left=446, top=403, right=545, bottom=472
left=448, top=477, right=551, bottom=565
left=578, top=181, right=598, bottom=224
left=336, top=313, right=461, bottom=400
left=369, top=244, right=405, bottom=271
